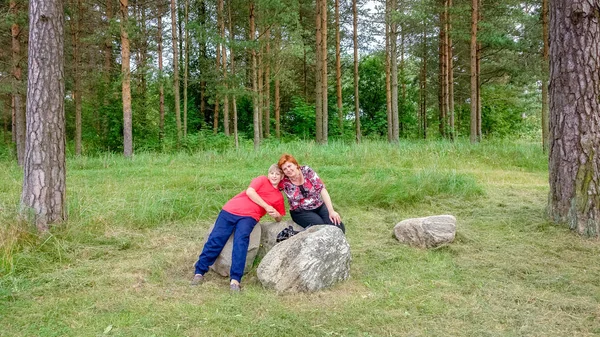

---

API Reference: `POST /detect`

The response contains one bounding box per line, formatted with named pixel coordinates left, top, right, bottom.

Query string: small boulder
left=257, top=220, right=305, bottom=258
left=257, top=225, right=351, bottom=293
left=201, top=222, right=262, bottom=277
left=394, top=215, right=456, bottom=248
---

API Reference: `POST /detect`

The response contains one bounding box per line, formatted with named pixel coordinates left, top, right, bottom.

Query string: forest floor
left=1, top=140, right=599, bottom=337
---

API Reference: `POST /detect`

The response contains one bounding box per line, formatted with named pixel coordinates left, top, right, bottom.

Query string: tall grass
left=3, top=139, right=599, bottom=337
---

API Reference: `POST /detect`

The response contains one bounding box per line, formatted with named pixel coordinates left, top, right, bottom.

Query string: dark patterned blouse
left=279, top=166, right=325, bottom=211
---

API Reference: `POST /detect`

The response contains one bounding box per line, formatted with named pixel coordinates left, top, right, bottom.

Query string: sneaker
left=190, top=274, right=204, bottom=286
left=230, top=283, right=241, bottom=292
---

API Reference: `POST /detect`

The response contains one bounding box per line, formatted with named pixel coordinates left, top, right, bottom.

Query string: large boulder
left=257, top=225, right=351, bottom=293
left=393, top=215, right=456, bottom=248
left=201, top=222, right=262, bottom=277
left=257, top=220, right=305, bottom=258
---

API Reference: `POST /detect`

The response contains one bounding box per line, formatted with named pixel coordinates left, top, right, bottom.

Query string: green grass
left=1, top=139, right=599, bottom=336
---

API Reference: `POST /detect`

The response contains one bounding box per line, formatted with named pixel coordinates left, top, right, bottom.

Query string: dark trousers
left=290, top=204, right=346, bottom=233
left=194, top=210, right=258, bottom=282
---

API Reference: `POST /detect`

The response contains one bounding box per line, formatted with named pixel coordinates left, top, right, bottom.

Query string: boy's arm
left=246, top=187, right=282, bottom=221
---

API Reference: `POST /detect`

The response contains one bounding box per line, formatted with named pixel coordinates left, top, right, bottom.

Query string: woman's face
left=268, top=169, right=282, bottom=186
left=281, top=161, right=299, bottom=178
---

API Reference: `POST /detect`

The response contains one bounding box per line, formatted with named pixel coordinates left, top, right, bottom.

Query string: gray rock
left=393, top=214, right=456, bottom=248
left=257, top=220, right=305, bottom=258
left=257, top=225, right=351, bottom=293
left=200, top=222, right=262, bottom=277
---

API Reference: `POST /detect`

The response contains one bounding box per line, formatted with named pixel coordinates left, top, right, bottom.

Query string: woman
left=278, top=154, right=345, bottom=233
left=191, top=164, right=285, bottom=291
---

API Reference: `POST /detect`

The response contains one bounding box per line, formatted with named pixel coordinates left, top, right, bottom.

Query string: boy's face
left=268, top=169, right=282, bottom=186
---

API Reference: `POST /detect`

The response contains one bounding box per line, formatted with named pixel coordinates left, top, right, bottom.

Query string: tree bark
left=448, top=0, right=454, bottom=140
left=469, top=0, right=478, bottom=143
left=264, top=28, right=271, bottom=138
left=541, top=0, right=549, bottom=152
left=335, top=0, right=343, bottom=134
left=353, top=0, right=361, bottom=143
left=250, top=2, right=260, bottom=150
left=21, top=0, right=67, bottom=231
left=171, top=0, right=182, bottom=143
left=385, top=0, right=392, bottom=142
left=320, top=0, right=328, bottom=144
left=549, top=0, right=600, bottom=236
left=390, top=0, right=399, bottom=142
left=158, top=4, right=165, bottom=143
left=10, top=0, right=26, bottom=166
left=315, top=0, right=323, bottom=143
left=120, top=0, right=133, bottom=157
left=184, top=0, right=189, bottom=138
left=228, top=0, right=237, bottom=145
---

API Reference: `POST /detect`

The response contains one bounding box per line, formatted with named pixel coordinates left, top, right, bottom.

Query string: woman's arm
left=247, top=187, right=282, bottom=221
left=320, top=188, right=341, bottom=225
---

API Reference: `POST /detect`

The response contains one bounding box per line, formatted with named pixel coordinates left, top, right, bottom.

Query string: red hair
left=278, top=153, right=300, bottom=169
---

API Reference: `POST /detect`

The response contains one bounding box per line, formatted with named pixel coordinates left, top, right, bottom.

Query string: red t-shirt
left=222, top=176, right=286, bottom=221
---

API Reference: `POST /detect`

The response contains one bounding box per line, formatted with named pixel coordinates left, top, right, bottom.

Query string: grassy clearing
left=1, top=139, right=599, bottom=336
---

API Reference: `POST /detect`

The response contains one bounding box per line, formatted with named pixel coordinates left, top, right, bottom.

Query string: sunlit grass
left=1, top=139, right=599, bottom=336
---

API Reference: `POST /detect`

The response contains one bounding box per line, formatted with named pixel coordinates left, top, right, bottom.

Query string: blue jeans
left=194, top=210, right=258, bottom=283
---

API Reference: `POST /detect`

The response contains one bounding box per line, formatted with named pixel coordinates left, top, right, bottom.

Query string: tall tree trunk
left=549, top=0, right=600, bottom=236
left=70, top=0, right=83, bottom=155
left=421, top=25, right=428, bottom=139
left=264, top=29, right=271, bottom=138
left=171, top=0, right=182, bottom=143
left=257, top=44, right=263, bottom=138
left=250, top=2, right=260, bottom=150
left=10, top=0, right=26, bottom=166
left=541, top=0, right=549, bottom=152
left=448, top=0, right=454, bottom=140
left=476, top=0, right=482, bottom=141
left=353, top=0, right=361, bottom=143
left=315, top=0, right=323, bottom=143
left=183, top=0, right=189, bottom=138
left=120, top=0, right=133, bottom=157
left=469, top=0, right=478, bottom=143
left=21, top=0, right=66, bottom=231
left=400, top=25, right=406, bottom=136
left=385, top=0, right=392, bottom=142
left=390, top=0, right=399, bottom=142
left=103, top=0, right=113, bottom=143
left=158, top=4, right=165, bottom=143
left=214, top=2, right=222, bottom=135
left=438, top=0, right=447, bottom=138
left=228, top=0, right=238, bottom=147
left=199, top=0, right=207, bottom=127
left=335, top=0, right=343, bottom=134
left=221, top=0, right=229, bottom=136
left=274, top=28, right=281, bottom=140
left=320, top=0, right=328, bottom=143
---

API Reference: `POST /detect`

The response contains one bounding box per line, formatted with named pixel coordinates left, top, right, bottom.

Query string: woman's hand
left=329, top=210, right=341, bottom=225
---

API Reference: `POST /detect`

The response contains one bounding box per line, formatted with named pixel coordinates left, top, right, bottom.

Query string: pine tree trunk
left=228, top=0, right=237, bottom=146
left=250, top=2, right=260, bottom=150
left=335, top=0, right=343, bottom=134
left=390, top=0, right=399, bottom=142
left=320, top=0, right=328, bottom=144
left=264, top=29, right=271, bottom=138
left=257, top=47, right=263, bottom=138
left=21, top=0, right=67, bottom=231
left=120, top=0, right=133, bottom=157
left=183, top=0, right=189, bottom=138
left=438, top=0, right=447, bottom=138
left=103, top=0, right=113, bottom=143
left=315, top=0, right=323, bottom=143
left=274, top=28, right=281, bottom=140
left=158, top=4, right=165, bottom=143
left=353, top=0, right=360, bottom=143
left=448, top=0, right=454, bottom=140
left=10, top=0, right=26, bottom=166
left=541, top=0, right=549, bottom=152
left=469, top=0, right=478, bottom=143
left=385, top=0, right=392, bottom=142
left=171, top=0, right=182, bottom=143
left=549, top=0, right=600, bottom=236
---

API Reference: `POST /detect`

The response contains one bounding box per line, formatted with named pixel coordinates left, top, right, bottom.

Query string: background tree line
left=0, top=0, right=547, bottom=157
